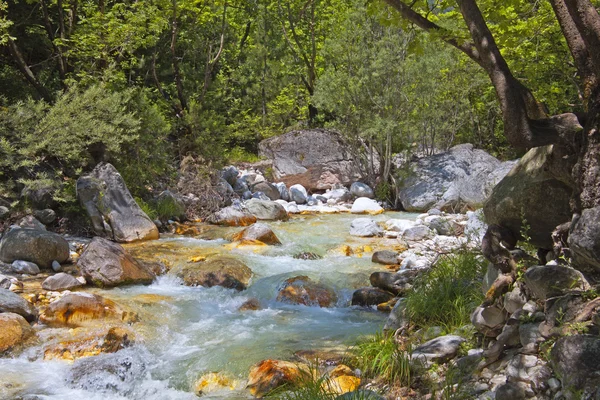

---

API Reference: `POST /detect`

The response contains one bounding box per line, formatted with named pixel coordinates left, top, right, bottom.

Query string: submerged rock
left=349, top=218, right=382, bottom=237
left=351, top=287, right=394, bottom=307
left=277, top=276, right=337, bottom=307
left=207, top=206, right=257, bottom=227
left=43, top=326, right=134, bottom=361
left=194, top=372, right=237, bottom=396
left=173, top=256, right=253, bottom=291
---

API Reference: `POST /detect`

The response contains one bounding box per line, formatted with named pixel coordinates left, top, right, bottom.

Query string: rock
left=427, top=216, right=454, bottom=236
left=245, top=198, right=289, bottom=221
left=335, top=390, right=385, bottom=400
left=293, top=252, right=322, bottom=260
left=232, top=223, right=282, bottom=245
left=277, top=276, right=338, bottom=307
left=40, top=293, right=126, bottom=327
left=0, top=288, right=37, bottom=321
left=349, top=218, right=382, bottom=237
left=369, top=271, right=417, bottom=296
left=77, top=162, right=159, bottom=242
left=207, top=206, right=257, bottom=226
left=569, top=205, right=600, bottom=278
left=495, top=382, right=526, bottom=400
left=384, top=298, right=408, bottom=333
left=272, top=183, right=288, bottom=202
left=221, top=166, right=239, bottom=186
left=258, top=129, right=363, bottom=191
left=465, top=209, right=487, bottom=244
left=384, top=219, right=416, bottom=233
left=194, top=372, right=237, bottom=396
left=484, top=145, right=573, bottom=249
left=216, top=178, right=235, bottom=199
left=0, top=228, right=69, bottom=268
left=550, top=335, right=600, bottom=394
left=173, top=256, right=253, bottom=291
left=0, top=312, right=34, bottom=353
left=252, top=192, right=270, bottom=201
left=397, top=144, right=515, bottom=212
left=289, top=184, right=308, bottom=204
left=324, top=375, right=361, bottom=395
left=0, top=206, right=9, bottom=219
left=351, top=287, right=394, bottom=307
left=306, top=195, right=318, bottom=206
left=402, top=225, right=433, bottom=241
left=239, top=298, right=261, bottom=311
left=42, top=273, right=85, bottom=291
left=411, top=335, right=465, bottom=366
left=77, top=237, right=155, bottom=287
left=43, top=326, right=134, bottom=361
left=323, top=187, right=352, bottom=203
left=251, top=181, right=280, bottom=201
left=33, top=209, right=56, bottom=225
left=21, top=181, right=58, bottom=209
left=371, top=250, right=400, bottom=265
left=156, top=190, right=186, bottom=220
left=0, top=274, right=15, bottom=289
left=233, top=178, right=249, bottom=195
left=519, top=323, right=543, bottom=351
left=11, top=260, right=40, bottom=275
left=350, top=182, right=374, bottom=199
left=504, top=285, right=527, bottom=314
left=18, top=215, right=46, bottom=230
left=471, top=305, right=507, bottom=337
left=247, top=359, right=303, bottom=398
left=524, top=265, right=589, bottom=300
left=350, top=197, right=383, bottom=214
left=51, top=260, right=62, bottom=272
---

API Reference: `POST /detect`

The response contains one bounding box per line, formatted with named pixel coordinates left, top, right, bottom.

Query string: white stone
left=351, top=197, right=383, bottom=214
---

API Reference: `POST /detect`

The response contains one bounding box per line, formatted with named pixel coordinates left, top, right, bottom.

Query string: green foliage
left=405, top=252, right=485, bottom=332
left=266, top=364, right=336, bottom=400
left=348, top=331, right=414, bottom=386
left=135, top=197, right=158, bottom=221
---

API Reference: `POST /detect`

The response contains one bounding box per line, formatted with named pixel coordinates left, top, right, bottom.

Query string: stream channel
left=0, top=212, right=418, bottom=399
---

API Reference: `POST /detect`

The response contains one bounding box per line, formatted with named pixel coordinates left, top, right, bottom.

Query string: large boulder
left=550, top=335, right=600, bottom=396
left=0, top=288, right=37, bottom=322
left=207, top=206, right=257, bottom=226
left=77, top=237, right=156, bottom=287
left=484, top=145, right=573, bottom=249
left=232, top=223, right=282, bottom=245
left=77, top=163, right=159, bottom=242
left=245, top=199, right=288, bottom=221
left=398, top=144, right=516, bottom=212
left=251, top=181, right=280, bottom=201
left=277, top=276, right=338, bottom=307
left=411, top=335, right=465, bottom=366
left=172, top=256, right=253, bottom=291
left=247, top=359, right=303, bottom=398
left=569, top=205, right=600, bottom=278
left=39, top=293, right=126, bottom=327
left=524, top=265, right=590, bottom=300
left=0, top=228, right=69, bottom=268
left=289, top=184, right=308, bottom=204
left=258, top=129, right=363, bottom=191
left=0, top=312, right=34, bottom=353
left=350, top=182, right=374, bottom=199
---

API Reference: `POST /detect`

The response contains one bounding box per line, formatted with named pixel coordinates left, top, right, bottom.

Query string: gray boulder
left=251, top=181, right=280, bottom=201
left=233, top=223, right=281, bottom=245
left=370, top=270, right=418, bottom=296
left=275, top=182, right=290, bottom=201
left=0, top=288, right=37, bottom=321
left=350, top=182, right=374, bottom=199
left=77, top=237, right=155, bottom=287
left=289, top=184, right=308, bottom=204
left=207, top=206, right=257, bottom=226
left=471, top=305, right=507, bottom=337
left=18, top=215, right=46, bottom=230
left=397, top=144, right=515, bottom=212
left=569, top=205, right=600, bottom=278
left=349, top=218, right=382, bottom=237
left=258, top=129, right=363, bottom=191
left=371, top=251, right=400, bottom=265
left=383, top=298, right=408, bottom=333
left=20, top=181, right=58, bottom=209
left=351, top=287, right=394, bottom=307
left=33, top=209, right=57, bottom=225
left=245, top=199, right=288, bottom=221
left=11, top=260, right=40, bottom=275
left=221, top=166, right=239, bottom=186
left=251, top=192, right=270, bottom=201
left=172, top=256, right=253, bottom=291
left=156, top=190, right=186, bottom=220
left=550, top=335, right=600, bottom=396
left=524, top=265, right=589, bottom=300
left=402, top=225, right=433, bottom=241
left=232, top=179, right=249, bottom=195
left=0, top=228, right=69, bottom=268
left=42, top=273, right=84, bottom=291
left=411, top=335, right=465, bottom=366
left=484, top=145, right=573, bottom=249
left=76, top=162, right=159, bottom=243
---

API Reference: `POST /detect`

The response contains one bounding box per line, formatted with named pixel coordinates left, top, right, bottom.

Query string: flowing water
left=0, top=212, right=418, bottom=399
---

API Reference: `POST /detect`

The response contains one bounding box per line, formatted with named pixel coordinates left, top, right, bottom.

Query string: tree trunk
left=6, top=37, right=52, bottom=102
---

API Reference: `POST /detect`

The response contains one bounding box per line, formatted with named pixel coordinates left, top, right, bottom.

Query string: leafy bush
left=405, top=252, right=485, bottom=332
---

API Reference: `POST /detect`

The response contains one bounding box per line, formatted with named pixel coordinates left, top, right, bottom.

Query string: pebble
left=52, top=260, right=62, bottom=272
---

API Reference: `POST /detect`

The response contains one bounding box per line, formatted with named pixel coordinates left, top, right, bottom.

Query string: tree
left=381, top=0, right=600, bottom=275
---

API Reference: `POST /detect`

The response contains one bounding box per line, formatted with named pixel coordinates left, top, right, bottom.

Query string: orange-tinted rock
left=207, top=207, right=257, bottom=227
left=322, top=375, right=361, bottom=395
left=232, top=223, right=281, bottom=245
left=329, top=365, right=354, bottom=379
left=173, top=256, right=253, bottom=291
left=277, top=276, right=337, bottom=308
left=194, top=372, right=237, bottom=395
left=43, top=326, right=134, bottom=361
left=239, top=298, right=261, bottom=311
left=40, top=293, right=127, bottom=327
left=0, top=312, right=34, bottom=352
left=247, top=359, right=303, bottom=398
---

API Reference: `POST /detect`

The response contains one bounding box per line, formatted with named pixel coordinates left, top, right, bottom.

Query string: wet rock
left=289, top=184, right=308, bottom=204
left=194, top=372, right=237, bottom=396
left=384, top=298, right=408, bottom=333
left=351, top=287, right=394, bottom=307
left=524, top=265, right=589, bottom=300
left=232, top=223, right=281, bottom=245
left=247, top=359, right=303, bottom=398
left=18, top=215, right=47, bottom=230
left=323, top=375, right=361, bottom=395
left=78, top=237, right=155, bottom=287
left=77, top=162, right=159, bottom=242
left=371, top=251, right=399, bottom=265
left=207, top=206, right=257, bottom=227
left=11, top=260, right=40, bottom=275
left=174, top=256, right=253, bottom=291
left=0, top=288, right=37, bottom=321
left=43, top=326, right=134, bottom=361
left=0, top=228, right=69, bottom=268
left=369, top=271, right=417, bottom=296
left=245, top=198, right=288, bottom=221
left=275, top=182, right=290, bottom=201
left=402, top=225, right=433, bottom=241
left=42, top=273, right=85, bottom=291
left=40, top=293, right=127, bottom=327
left=293, top=252, right=322, bottom=260
left=411, top=335, right=465, bottom=366
left=550, top=335, right=600, bottom=394
left=0, top=312, right=34, bottom=353
left=350, top=182, right=374, bottom=199
left=277, top=276, right=338, bottom=307
left=350, top=197, right=383, bottom=215
left=239, top=298, right=261, bottom=311
left=349, top=218, right=382, bottom=237
left=33, top=209, right=56, bottom=225
left=471, top=305, right=507, bottom=337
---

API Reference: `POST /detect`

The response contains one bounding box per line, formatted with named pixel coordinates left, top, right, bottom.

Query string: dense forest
left=0, top=0, right=583, bottom=206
